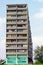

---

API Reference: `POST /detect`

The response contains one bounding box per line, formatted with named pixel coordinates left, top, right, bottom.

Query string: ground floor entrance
left=6, top=54, right=28, bottom=64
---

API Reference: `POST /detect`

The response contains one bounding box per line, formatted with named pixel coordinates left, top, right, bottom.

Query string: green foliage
left=34, top=61, right=41, bottom=64
left=34, top=46, right=43, bottom=64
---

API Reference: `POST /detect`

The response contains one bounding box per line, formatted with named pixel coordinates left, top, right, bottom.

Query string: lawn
left=0, top=64, right=43, bottom=65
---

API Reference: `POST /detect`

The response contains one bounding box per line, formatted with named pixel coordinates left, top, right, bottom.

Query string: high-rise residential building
left=6, top=4, right=33, bottom=64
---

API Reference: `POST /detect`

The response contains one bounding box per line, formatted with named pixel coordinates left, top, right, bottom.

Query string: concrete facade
left=6, top=4, right=33, bottom=64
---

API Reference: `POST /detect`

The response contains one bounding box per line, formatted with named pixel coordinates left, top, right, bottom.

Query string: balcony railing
left=6, top=26, right=16, bottom=29
left=17, top=37, right=27, bottom=39
left=6, top=46, right=27, bottom=49
left=7, top=7, right=17, bottom=10
left=6, top=32, right=17, bottom=34
left=17, top=8, right=27, bottom=10
left=17, top=21, right=27, bottom=24
left=7, top=22, right=16, bottom=24
left=7, top=16, right=17, bottom=19
left=7, top=12, right=16, bottom=15
left=17, top=16, right=27, bottom=19
left=17, top=12, right=27, bottom=15
left=17, top=26, right=27, bottom=29
left=6, top=36, right=17, bottom=39
left=6, top=42, right=16, bottom=44
left=6, top=41, right=28, bottom=44
left=6, top=51, right=28, bottom=54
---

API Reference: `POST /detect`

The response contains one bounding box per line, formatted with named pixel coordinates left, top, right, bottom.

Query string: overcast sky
left=0, top=0, right=43, bottom=60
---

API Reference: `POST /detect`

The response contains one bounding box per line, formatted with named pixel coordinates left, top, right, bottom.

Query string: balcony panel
left=17, top=12, right=27, bottom=15
left=6, top=47, right=27, bottom=49
left=17, top=41, right=28, bottom=44
left=17, top=16, right=27, bottom=19
left=6, top=32, right=16, bottom=34
left=6, top=51, right=27, bottom=55
left=17, top=37, right=27, bottom=39
left=6, top=52, right=17, bottom=54
left=7, top=7, right=17, bottom=10
left=17, top=31, right=27, bottom=34
left=6, top=42, right=16, bottom=44
left=17, top=8, right=27, bottom=10
left=6, top=41, right=28, bottom=44
left=17, top=52, right=28, bottom=54
left=17, top=22, right=27, bottom=24
left=17, top=27, right=27, bottom=29
left=6, top=22, right=16, bottom=24
left=6, top=26, right=16, bottom=29
left=6, top=31, right=28, bottom=34
left=6, top=37, right=17, bottom=39
left=7, top=17, right=17, bottom=19
left=7, top=12, right=16, bottom=15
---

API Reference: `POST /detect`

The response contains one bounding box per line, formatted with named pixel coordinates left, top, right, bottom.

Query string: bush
left=34, top=61, right=41, bottom=64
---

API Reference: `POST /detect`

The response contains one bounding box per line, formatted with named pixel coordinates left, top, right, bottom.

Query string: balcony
left=6, top=32, right=17, bottom=34
left=7, top=22, right=16, bottom=24
left=17, top=16, right=27, bottom=19
left=17, top=12, right=27, bottom=15
left=7, top=7, right=17, bottom=10
left=17, top=21, right=27, bottom=24
left=6, top=51, right=28, bottom=55
left=17, top=41, right=28, bottom=44
left=17, top=26, right=27, bottom=29
left=6, top=42, right=16, bottom=44
left=17, top=31, right=28, bottom=34
left=6, top=46, right=27, bottom=49
left=6, top=41, right=28, bottom=44
left=6, top=36, right=17, bottom=39
left=7, top=16, right=17, bottom=20
left=6, top=26, right=16, bottom=29
left=17, top=37, right=27, bottom=39
left=6, top=52, right=17, bottom=54
left=7, top=12, right=16, bottom=15
left=17, top=8, right=27, bottom=10
left=17, top=51, right=28, bottom=54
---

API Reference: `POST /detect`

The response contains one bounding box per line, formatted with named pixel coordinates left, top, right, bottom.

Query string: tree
left=34, top=46, right=43, bottom=64
left=0, top=59, right=5, bottom=64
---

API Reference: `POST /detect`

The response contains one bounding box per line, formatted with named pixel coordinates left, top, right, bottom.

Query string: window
left=17, top=50, right=23, bottom=52
left=17, top=44, right=20, bottom=47
left=11, top=34, right=16, bottom=37
left=6, top=49, right=16, bottom=52
left=11, top=39, right=16, bottom=42
left=17, top=44, right=23, bottom=47
left=6, top=34, right=8, bottom=37
left=11, top=29, right=16, bottom=32
left=6, top=39, right=11, bottom=42
left=17, top=29, right=23, bottom=32
left=23, top=45, right=27, bottom=47
left=17, top=24, right=22, bottom=27
left=17, top=34, right=27, bottom=37
left=17, top=5, right=26, bottom=8
left=17, top=39, right=27, bottom=42
left=8, top=44, right=16, bottom=47
left=8, top=5, right=16, bottom=8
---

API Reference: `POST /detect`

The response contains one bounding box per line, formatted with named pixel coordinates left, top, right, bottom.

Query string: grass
left=0, top=64, right=43, bottom=65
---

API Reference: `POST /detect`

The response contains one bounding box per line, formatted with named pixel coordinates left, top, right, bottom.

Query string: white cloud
left=32, top=8, right=43, bottom=19
left=0, top=17, right=6, bottom=59
left=38, top=0, right=43, bottom=2
left=32, top=36, right=43, bottom=50
left=0, top=17, right=6, bottom=39
left=40, top=8, right=43, bottom=11
left=33, top=0, right=43, bottom=2
left=0, top=18, right=5, bottom=24
left=0, top=39, right=6, bottom=59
